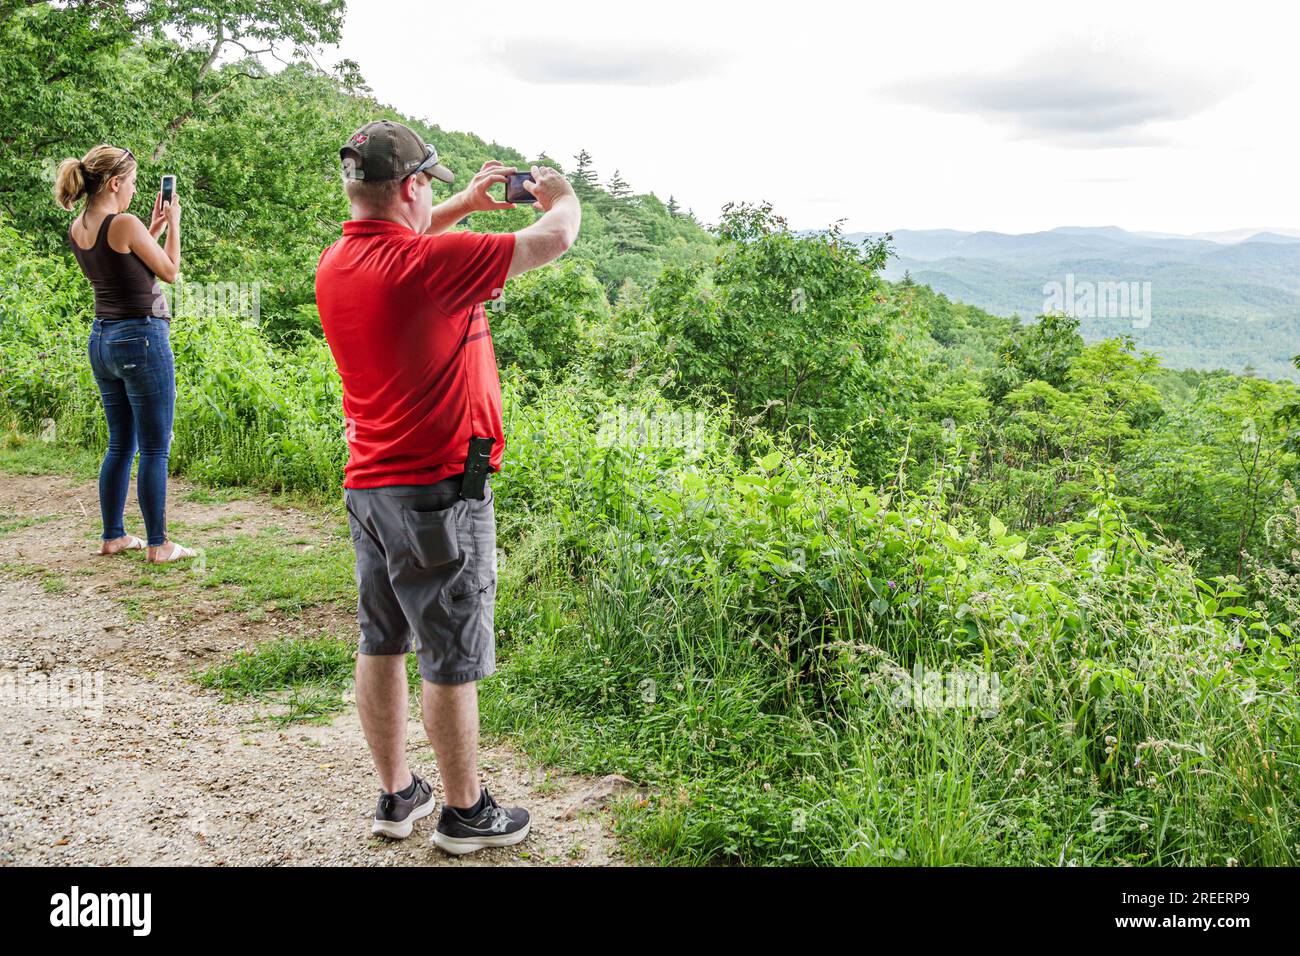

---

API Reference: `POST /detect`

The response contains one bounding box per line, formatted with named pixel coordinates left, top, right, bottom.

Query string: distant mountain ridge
left=842, top=225, right=1300, bottom=381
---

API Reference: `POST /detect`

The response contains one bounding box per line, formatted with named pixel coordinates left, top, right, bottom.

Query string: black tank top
left=68, top=213, right=170, bottom=321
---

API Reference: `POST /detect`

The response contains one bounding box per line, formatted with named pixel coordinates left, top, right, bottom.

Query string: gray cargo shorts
left=344, top=475, right=497, bottom=684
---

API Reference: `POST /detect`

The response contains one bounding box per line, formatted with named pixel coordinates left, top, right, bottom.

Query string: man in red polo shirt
left=315, top=120, right=580, bottom=854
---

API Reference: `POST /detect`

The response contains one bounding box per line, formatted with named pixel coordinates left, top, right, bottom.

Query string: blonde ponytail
left=52, top=144, right=135, bottom=211
left=53, top=158, right=86, bottom=210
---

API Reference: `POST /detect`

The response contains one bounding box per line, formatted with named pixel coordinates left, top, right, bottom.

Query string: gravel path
left=0, top=470, right=623, bottom=866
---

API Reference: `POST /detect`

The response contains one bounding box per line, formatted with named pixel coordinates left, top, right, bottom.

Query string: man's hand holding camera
left=456, top=160, right=519, bottom=214
left=521, top=165, right=575, bottom=211
left=453, top=160, right=576, bottom=216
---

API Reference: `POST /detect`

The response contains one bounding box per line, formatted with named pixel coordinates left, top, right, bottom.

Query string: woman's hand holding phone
left=149, top=191, right=167, bottom=237
left=163, top=190, right=181, bottom=229
left=149, top=179, right=180, bottom=236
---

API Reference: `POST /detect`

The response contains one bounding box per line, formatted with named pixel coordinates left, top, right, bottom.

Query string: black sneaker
left=371, top=774, right=436, bottom=839
left=432, top=787, right=530, bottom=855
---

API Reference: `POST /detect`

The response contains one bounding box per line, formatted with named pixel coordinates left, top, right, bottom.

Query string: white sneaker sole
left=371, top=796, right=437, bottom=839
left=432, top=819, right=531, bottom=855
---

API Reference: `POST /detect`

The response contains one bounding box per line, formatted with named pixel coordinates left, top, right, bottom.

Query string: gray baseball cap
left=340, top=120, right=454, bottom=184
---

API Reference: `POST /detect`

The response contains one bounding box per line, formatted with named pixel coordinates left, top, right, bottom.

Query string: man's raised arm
left=424, top=160, right=517, bottom=236
left=507, top=166, right=581, bottom=279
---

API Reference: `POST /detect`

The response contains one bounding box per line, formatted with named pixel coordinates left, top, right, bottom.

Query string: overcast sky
left=329, top=0, right=1298, bottom=235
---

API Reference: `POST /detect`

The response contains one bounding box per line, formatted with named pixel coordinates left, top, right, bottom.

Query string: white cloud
left=889, top=39, right=1246, bottom=148
left=333, top=0, right=1300, bottom=234
left=484, top=39, right=725, bottom=86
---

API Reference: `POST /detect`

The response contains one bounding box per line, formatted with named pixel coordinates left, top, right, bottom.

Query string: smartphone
left=505, top=171, right=536, bottom=204
left=160, top=175, right=176, bottom=206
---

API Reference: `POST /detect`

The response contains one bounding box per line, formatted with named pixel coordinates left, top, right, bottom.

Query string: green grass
left=120, top=594, right=145, bottom=622
left=194, top=633, right=356, bottom=725
left=0, top=433, right=100, bottom=478
left=192, top=631, right=426, bottom=725
left=40, top=572, right=68, bottom=594
left=128, top=521, right=355, bottom=616
left=181, top=486, right=245, bottom=505
left=188, top=526, right=354, bottom=614
left=0, top=555, right=91, bottom=600
left=196, top=633, right=356, bottom=697
left=0, top=511, right=56, bottom=537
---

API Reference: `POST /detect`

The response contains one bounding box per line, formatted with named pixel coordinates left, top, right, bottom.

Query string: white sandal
left=148, top=541, right=198, bottom=564
left=99, top=534, right=146, bottom=555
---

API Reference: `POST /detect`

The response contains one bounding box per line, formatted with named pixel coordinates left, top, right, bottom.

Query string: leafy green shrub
left=489, top=258, right=609, bottom=377
left=488, top=383, right=1300, bottom=864
left=647, top=202, right=923, bottom=483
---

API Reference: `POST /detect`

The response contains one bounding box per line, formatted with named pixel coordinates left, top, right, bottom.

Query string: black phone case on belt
left=458, top=436, right=495, bottom=500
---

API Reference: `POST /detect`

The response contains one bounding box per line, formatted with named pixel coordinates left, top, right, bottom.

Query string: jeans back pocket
left=107, top=335, right=149, bottom=375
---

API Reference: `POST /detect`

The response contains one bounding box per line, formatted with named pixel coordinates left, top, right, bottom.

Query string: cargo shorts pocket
left=447, top=489, right=494, bottom=601
left=401, top=502, right=462, bottom=570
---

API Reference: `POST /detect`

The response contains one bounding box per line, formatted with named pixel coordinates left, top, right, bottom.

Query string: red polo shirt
left=315, top=219, right=516, bottom=489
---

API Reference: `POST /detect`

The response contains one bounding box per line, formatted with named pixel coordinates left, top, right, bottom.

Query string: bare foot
left=99, top=535, right=144, bottom=555
left=147, top=541, right=198, bottom=564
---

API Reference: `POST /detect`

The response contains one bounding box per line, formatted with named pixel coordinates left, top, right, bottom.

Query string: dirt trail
left=0, top=470, right=622, bottom=866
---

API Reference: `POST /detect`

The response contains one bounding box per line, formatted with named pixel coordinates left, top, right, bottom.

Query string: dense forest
left=1, top=0, right=1297, bottom=865
left=871, top=226, right=1300, bottom=381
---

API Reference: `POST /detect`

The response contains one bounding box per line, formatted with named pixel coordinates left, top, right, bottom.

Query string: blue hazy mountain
left=844, top=225, right=1300, bottom=380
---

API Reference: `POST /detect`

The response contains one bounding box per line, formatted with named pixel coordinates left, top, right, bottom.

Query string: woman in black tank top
left=55, top=144, right=196, bottom=563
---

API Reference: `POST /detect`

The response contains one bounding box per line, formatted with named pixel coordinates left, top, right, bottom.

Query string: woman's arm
left=122, top=197, right=181, bottom=283
left=147, top=191, right=166, bottom=240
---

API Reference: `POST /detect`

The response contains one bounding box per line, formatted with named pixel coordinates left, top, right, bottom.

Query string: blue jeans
left=87, top=317, right=175, bottom=547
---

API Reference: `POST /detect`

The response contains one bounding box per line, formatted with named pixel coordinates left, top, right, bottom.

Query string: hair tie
left=77, top=162, right=98, bottom=197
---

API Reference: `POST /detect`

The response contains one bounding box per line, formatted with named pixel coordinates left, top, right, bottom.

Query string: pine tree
left=666, top=195, right=680, bottom=217
left=606, top=211, right=653, bottom=254
left=607, top=169, right=631, bottom=201
left=569, top=149, right=599, bottom=196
